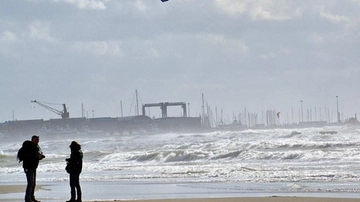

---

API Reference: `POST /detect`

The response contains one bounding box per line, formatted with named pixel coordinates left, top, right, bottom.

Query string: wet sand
left=106, top=198, right=360, bottom=202
left=0, top=184, right=44, bottom=194
left=1, top=184, right=359, bottom=202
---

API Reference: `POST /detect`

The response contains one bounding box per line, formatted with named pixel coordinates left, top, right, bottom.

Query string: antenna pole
left=136, top=90, right=139, bottom=116
left=120, top=101, right=123, bottom=117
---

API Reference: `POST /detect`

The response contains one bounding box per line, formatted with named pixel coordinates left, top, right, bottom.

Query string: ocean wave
left=130, top=152, right=160, bottom=162
left=211, top=150, right=242, bottom=160
left=0, top=151, right=10, bottom=159
left=3, top=125, right=360, bottom=185
left=246, top=141, right=359, bottom=151
left=86, top=150, right=111, bottom=160
left=255, top=152, right=303, bottom=160
left=126, top=150, right=210, bottom=163
left=280, top=131, right=302, bottom=138
left=287, top=183, right=305, bottom=190
left=164, top=151, right=206, bottom=162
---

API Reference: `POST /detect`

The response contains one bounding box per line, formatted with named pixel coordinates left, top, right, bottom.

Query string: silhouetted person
left=19, top=135, right=45, bottom=202
left=66, top=141, right=83, bottom=202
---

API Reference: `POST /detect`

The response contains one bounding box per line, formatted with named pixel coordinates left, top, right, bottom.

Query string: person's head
left=31, top=135, right=39, bottom=145
left=69, top=141, right=81, bottom=151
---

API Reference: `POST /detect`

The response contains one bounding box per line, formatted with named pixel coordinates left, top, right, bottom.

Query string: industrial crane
left=31, top=100, right=69, bottom=119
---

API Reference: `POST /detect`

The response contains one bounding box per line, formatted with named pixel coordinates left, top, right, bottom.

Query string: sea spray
left=1, top=125, right=360, bottom=193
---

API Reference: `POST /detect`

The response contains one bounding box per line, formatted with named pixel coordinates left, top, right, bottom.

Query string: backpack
left=17, top=140, right=31, bottom=162
left=17, top=147, right=25, bottom=162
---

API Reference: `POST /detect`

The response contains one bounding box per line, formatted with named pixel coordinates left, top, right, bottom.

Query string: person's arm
left=37, top=145, right=45, bottom=160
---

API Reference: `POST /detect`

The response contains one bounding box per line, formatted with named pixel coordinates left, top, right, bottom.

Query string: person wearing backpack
left=18, top=135, right=45, bottom=202
left=65, top=141, right=83, bottom=202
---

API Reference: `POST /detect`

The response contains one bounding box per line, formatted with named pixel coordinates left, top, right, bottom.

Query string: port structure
left=142, top=102, right=187, bottom=118
left=31, top=100, right=69, bottom=119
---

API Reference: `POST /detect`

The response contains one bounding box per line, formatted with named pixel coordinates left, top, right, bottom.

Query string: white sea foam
left=1, top=125, right=360, bottom=194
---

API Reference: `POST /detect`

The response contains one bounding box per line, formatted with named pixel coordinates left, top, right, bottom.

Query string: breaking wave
left=1, top=125, right=360, bottom=186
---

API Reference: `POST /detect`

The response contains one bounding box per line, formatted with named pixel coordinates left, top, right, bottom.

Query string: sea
left=1, top=125, right=360, bottom=201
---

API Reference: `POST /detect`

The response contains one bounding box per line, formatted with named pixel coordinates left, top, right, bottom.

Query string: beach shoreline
left=107, top=198, right=360, bottom=202
left=1, top=183, right=359, bottom=202
left=1, top=196, right=360, bottom=202
left=0, top=184, right=45, bottom=194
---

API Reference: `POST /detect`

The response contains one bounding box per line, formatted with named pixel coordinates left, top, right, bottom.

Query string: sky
left=1, top=0, right=360, bottom=125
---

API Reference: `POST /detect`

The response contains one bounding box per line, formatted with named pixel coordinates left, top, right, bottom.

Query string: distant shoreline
left=1, top=115, right=358, bottom=137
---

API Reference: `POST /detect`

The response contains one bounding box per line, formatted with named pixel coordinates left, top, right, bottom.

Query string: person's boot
left=76, top=188, right=82, bottom=202
left=76, top=193, right=82, bottom=202
left=66, top=191, right=76, bottom=202
left=31, top=198, right=41, bottom=202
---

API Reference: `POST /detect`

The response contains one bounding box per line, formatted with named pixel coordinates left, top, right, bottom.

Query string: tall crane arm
left=31, top=100, right=69, bottom=119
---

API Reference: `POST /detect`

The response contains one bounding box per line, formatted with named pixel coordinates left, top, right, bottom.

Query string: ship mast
left=136, top=90, right=139, bottom=116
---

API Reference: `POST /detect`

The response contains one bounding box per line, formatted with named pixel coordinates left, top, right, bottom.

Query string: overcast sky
left=1, top=0, right=360, bottom=124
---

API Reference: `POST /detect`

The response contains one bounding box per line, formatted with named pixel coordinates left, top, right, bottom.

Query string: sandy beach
left=1, top=184, right=359, bottom=202
left=0, top=184, right=44, bottom=194
left=2, top=196, right=360, bottom=202
left=108, top=198, right=360, bottom=202
left=1, top=198, right=360, bottom=202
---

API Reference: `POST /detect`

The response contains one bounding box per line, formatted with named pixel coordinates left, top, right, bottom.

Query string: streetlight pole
left=336, top=96, right=339, bottom=123
left=301, top=100, right=303, bottom=122
left=120, top=100, right=123, bottom=117
left=188, top=103, right=190, bottom=117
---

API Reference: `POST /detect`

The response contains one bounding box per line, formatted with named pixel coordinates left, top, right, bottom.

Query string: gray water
left=1, top=125, right=360, bottom=200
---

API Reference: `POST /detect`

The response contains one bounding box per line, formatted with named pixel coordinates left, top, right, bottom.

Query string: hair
left=31, top=135, right=39, bottom=140
left=70, top=141, right=81, bottom=150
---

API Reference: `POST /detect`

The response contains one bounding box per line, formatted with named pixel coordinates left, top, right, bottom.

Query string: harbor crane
left=31, top=100, right=69, bottom=119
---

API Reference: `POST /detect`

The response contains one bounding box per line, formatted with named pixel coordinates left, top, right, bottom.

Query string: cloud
left=134, top=0, right=147, bottom=12
left=1, top=0, right=360, bottom=122
left=351, top=0, right=360, bottom=6
left=0, top=31, right=22, bottom=56
left=320, top=11, right=349, bottom=23
left=260, top=48, right=291, bottom=60
left=310, top=33, right=324, bottom=44
left=198, top=33, right=248, bottom=53
left=213, top=0, right=303, bottom=20
left=55, top=0, right=107, bottom=10
left=147, top=47, right=159, bottom=57
left=27, top=21, right=56, bottom=42
left=71, top=40, right=123, bottom=56
left=0, top=31, right=19, bottom=43
left=213, top=0, right=357, bottom=23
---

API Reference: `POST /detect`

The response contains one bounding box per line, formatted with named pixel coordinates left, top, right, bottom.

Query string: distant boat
left=319, top=131, right=338, bottom=135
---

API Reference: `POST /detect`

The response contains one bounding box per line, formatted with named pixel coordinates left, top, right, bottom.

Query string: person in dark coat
left=21, top=135, right=45, bottom=202
left=66, top=141, right=83, bottom=202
